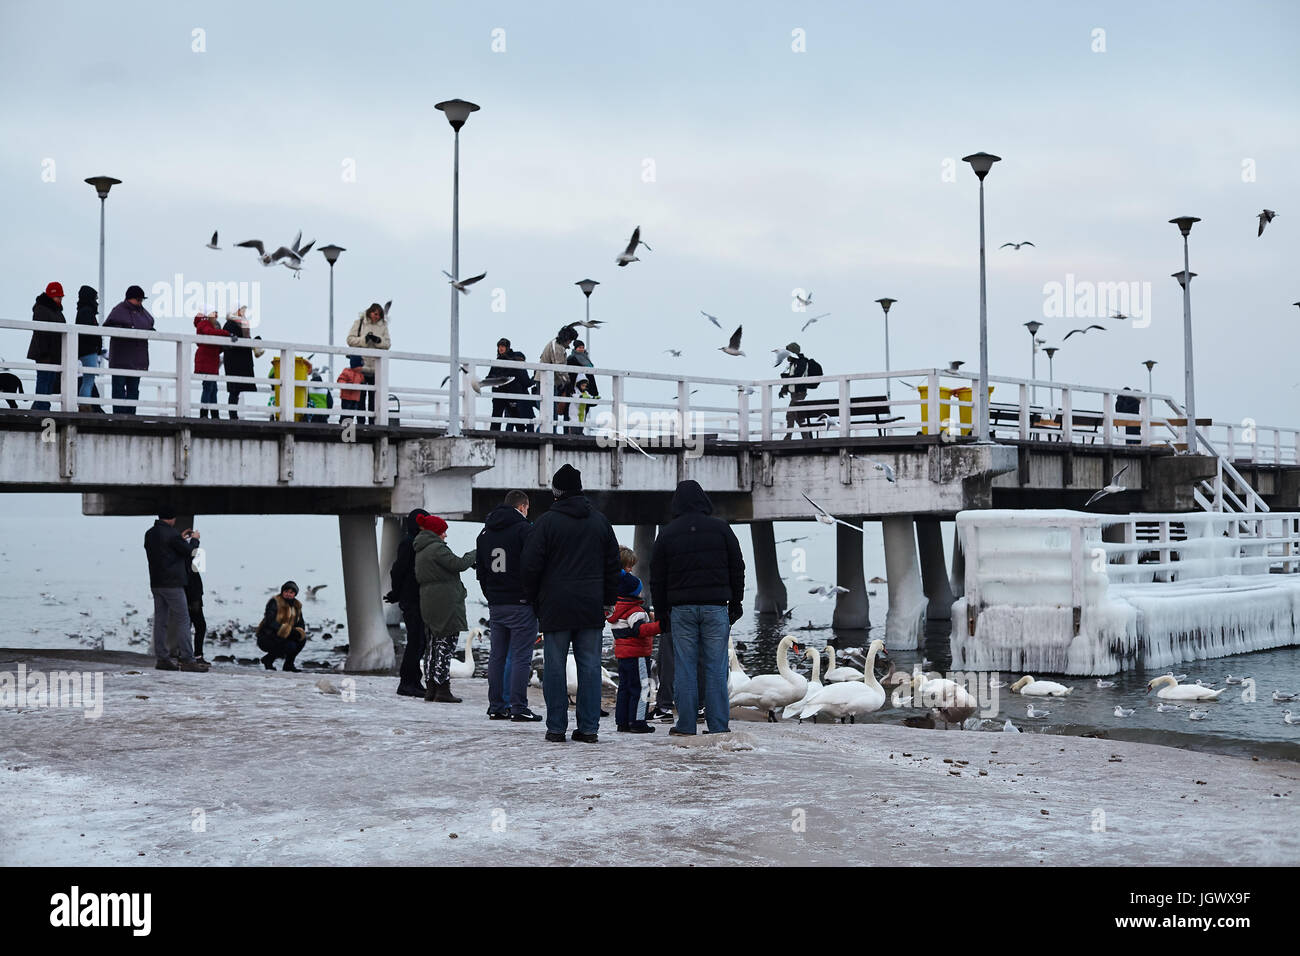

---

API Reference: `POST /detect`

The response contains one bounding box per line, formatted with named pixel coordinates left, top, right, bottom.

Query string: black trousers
left=189, top=600, right=207, bottom=658
left=398, top=603, right=426, bottom=686
left=257, top=632, right=305, bottom=666
left=490, top=397, right=512, bottom=431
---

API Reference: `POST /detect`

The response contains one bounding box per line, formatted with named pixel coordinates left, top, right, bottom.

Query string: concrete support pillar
left=950, top=523, right=966, bottom=599
left=633, top=524, right=656, bottom=595
left=882, top=516, right=926, bottom=649
left=832, top=519, right=870, bottom=630
left=340, top=515, right=395, bottom=672
left=750, top=520, right=788, bottom=614
left=379, top=515, right=403, bottom=629
left=916, top=517, right=955, bottom=668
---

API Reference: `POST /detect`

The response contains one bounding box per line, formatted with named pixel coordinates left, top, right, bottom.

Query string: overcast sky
left=1, top=0, right=1297, bottom=430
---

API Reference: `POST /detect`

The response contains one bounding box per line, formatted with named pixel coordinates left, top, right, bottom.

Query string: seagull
left=1096, top=678, right=1117, bottom=689
left=471, top=374, right=512, bottom=394
left=442, top=270, right=487, bottom=294
left=1273, top=690, right=1299, bottom=702
left=999, top=241, right=1035, bottom=250
left=801, top=492, right=865, bottom=533
left=616, top=226, right=650, bottom=266
left=776, top=536, right=809, bottom=544
left=1194, top=679, right=1216, bottom=688
left=1284, top=711, right=1300, bottom=725
left=383, top=300, right=392, bottom=317
left=1113, top=705, right=1135, bottom=717
left=567, top=319, right=605, bottom=330
left=808, top=584, right=850, bottom=601
left=1224, top=674, right=1247, bottom=685
left=795, top=291, right=812, bottom=308
left=772, top=347, right=796, bottom=367
left=800, top=312, right=831, bottom=332
left=235, top=239, right=280, bottom=266
left=1258, top=209, right=1277, bottom=236
left=1187, top=710, right=1209, bottom=721
left=719, top=326, right=745, bottom=357
left=1003, top=719, right=1021, bottom=733
left=606, top=428, right=657, bottom=460
left=1026, top=704, right=1051, bottom=719
left=851, top=456, right=896, bottom=482
left=1156, top=702, right=1181, bottom=712
left=205, top=230, right=221, bottom=250
left=1085, top=464, right=1131, bottom=506
left=440, top=364, right=470, bottom=388
left=1109, top=311, right=1128, bottom=321
left=989, top=677, right=1007, bottom=689
left=304, top=585, right=328, bottom=600
left=947, top=360, right=965, bottom=372
left=276, top=234, right=315, bottom=276
left=664, top=349, right=682, bottom=357
left=700, top=310, right=722, bottom=328
left=1063, top=325, right=1106, bottom=340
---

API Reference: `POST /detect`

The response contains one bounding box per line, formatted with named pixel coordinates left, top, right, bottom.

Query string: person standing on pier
left=221, top=306, right=259, bottom=420
left=386, top=508, right=430, bottom=697
left=487, top=338, right=517, bottom=432
left=651, top=480, right=745, bottom=735
left=193, top=310, right=230, bottom=418
left=537, top=327, right=576, bottom=433
left=346, top=303, right=390, bottom=425
left=414, top=514, right=477, bottom=703
left=505, top=345, right=535, bottom=431
left=256, top=581, right=308, bottom=672
left=477, top=490, right=542, bottom=721
left=143, top=513, right=208, bottom=672
left=104, top=285, right=155, bottom=415
left=520, top=464, right=621, bottom=743
left=27, top=282, right=66, bottom=412
left=778, top=343, right=823, bottom=440
left=566, top=339, right=599, bottom=434
left=73, top=285, right=102, bottom=412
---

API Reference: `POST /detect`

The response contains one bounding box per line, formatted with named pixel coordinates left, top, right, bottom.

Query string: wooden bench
left=787, top=394, right=904, bottom=437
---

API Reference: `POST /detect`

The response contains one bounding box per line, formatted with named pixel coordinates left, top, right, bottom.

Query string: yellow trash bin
left=918, top=385, right=954, bottom=435
left=269, top=355, right=312, bottom=421
left=920, top=385, right=993, bottom=435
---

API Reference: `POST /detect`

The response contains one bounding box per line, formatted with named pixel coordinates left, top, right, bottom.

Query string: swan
left=728, top=641, right=751, bottom=699
left=1146, top=675, right=1225, bottom=701
left=1010, top=675, right=1073, bottom=697
left=562, top=653, right=618, bottom=699
left=823, top=647, right=865, bottom=683
left=782, top=645, right=824, bottom=719
left=911, top=673, right=978, bottom=728
left=730, top=634, right=808, bottom=722
left=449, top=628, right=482, bottom=679
left=797, top=640, right=888, bottom=723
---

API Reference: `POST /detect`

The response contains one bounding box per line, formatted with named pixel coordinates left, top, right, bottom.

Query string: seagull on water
left=205, top=230, right=221, bottom=250
left=1156, top=702, right=1181, bottom=712
left=1114, top=705, right=1135, bottom=717
left=1026, top=704, right=1051, bottom=719
left=719, top=326, right=745, bottom=356
left=1224, top=674, right=1247, bottom=685
left=800, top=312, right=830, bottom=332
left=1096, top=678, right=1117, bottom=689
left=999, top=241, right=1035, bottom=250
left=1273, top=690, right=1299, bottom=702
left=617, top=226, right=651, bottom=266
left=1003, top=719, right=1021, bottom=733
left=1284, top=711, right=1300, bottom=725
left=801, top=492, right=864, bottom=533
left=700, top=310, right=722, bottom=328
left=808, top=584, right=850, bottom=601
left=1187, top=710, right=1209, bottom=721
left=1258, top=209, right=1277, bottom=237
left=442, top=270, right=487, bottom=294
left=1085, top=464, right=1131, bottom=506
left=1064, top=325, right=1106, bottom=340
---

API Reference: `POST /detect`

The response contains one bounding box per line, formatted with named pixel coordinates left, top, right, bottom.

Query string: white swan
left=1010, top=675, right=1073, bottom=697
left=449, top=628, right=481, bottom=679
left=782, top=646, right=824, bottom=719
left=797, top=640, right=888, bottom=723
left=911, top=673, right=979, bottom=728
left=823, top=647, right=865, bottom=683
left=1146, top=674, right=1225, bottom=701
left=730, top=634, right=808, bottom=722
left=563, top=653, right=618, bottom=699
left=728, top=640, right=751, bottom=699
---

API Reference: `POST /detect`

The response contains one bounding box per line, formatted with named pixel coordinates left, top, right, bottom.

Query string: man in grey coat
left=143, top=512, right=209, bottom=672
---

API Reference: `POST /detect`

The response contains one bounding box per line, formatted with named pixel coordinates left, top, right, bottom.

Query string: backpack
left=804, top=356, right=824, bottom=389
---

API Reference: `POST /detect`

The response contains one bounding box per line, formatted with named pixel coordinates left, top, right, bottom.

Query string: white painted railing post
left=176, top=341, right=191, bottom=418
left=677, top=379, right=690, bottom=443
left=610, top=374, right=624, bottom=436
left=838, top=376, right=851, bottom=440
left=1274, top=430, right=1282, bottom=467
left=927, top=370, right=939, bottom=436
left=1141, top=396, right=1151, bottom=445
left=1226, top=425, right=1236, bottom=461
left=760, top=384, right=772, bottom=442
left=539, top=370, right=553, bottom=434
left=375, top=355, right=389, bottom=426
left=1018, top=383, right=1029, bottom=440
left=1102, top=390, right=1113, bottom=445
left=279, top=348, right=294, bottom=422
left=1061, top=387, right=1073, bottom=443
left=460, top=362, right=474, bottom=431
left=737, top=386, right=750, bottom=441
left=60, top=327, right=78, bottom=413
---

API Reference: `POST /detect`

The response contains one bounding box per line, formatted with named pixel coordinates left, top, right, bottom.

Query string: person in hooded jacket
left=385, top=507, right=430, bottom=697
left=650, top=479, right=746, bottom=735
left=221, top=307, right=260, bottom=419
left=487, top=338, right=518, bottom=432
left=505, top=347, right=535, bottom=431
left=28, top=282, right=67, bottom=411
left=143, top=513, right=207, bottom=672
left=414, top=514, right=476, bottom=703
left=257, top=581, right=308, bottom=671
left=74, top=285, right=102, bottom=411
left=476, top=490, right=542, bottom=721
left=520, top=464, right=621, bottom=742
left=193, top=311, right=230, bottom=418
left=103, top=285, right=156, bottom=414
left=346, top=303, right=391, bottom=424
left=537, top=326, right=576, bottom=433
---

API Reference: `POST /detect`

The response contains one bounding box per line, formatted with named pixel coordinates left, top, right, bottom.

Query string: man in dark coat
left=28, top=282, right=67, bottom=411
left=143, top=513, right=208, bottom=672
left=487, top=338, right=518, bottom=432
left=505, top=348, right=535, bottom=431
left=477, top=490, right=541, bottom=721
left=74, top=285, right=102, bottom=411
left=386, top=508, right=430, bottom=697
left=650, top=480, right=745, bottom=735
left=103, top=285, right=156, bottom=414
left=222, top=307, right=259, bottom=419
left=520, top=464, right=620, bottom=742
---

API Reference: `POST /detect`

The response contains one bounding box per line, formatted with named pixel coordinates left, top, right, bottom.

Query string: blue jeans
left=78, top=353, right=99, bottom=398
left=112, top=375, right=140, bottom=414
left=200, top=378, right=218, bottom=411
left=487, top=603, right=538, bottom=715
left=543, top=628, right=602, bottom=736
left=32, top=369, right=60, bottom=411
left=671, top=605, right=731, bottom=734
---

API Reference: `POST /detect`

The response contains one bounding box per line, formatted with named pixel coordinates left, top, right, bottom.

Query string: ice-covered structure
left=950, top=509, right=1300, bottom=675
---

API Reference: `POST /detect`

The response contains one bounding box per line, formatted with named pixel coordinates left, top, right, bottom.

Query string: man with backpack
left=777, top=342, right=823, bottom=440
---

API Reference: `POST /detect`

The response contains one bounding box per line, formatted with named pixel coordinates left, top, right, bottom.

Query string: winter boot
left=432, top=681, right=462, bottom=703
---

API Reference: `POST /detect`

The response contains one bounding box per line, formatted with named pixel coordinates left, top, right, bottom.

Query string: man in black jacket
left=520, top=465, right=620, bottom=742
left=74, top=285, right=102, bottom=412
left=386, top=508, right=429, bottom=697
left=28, top=282, right=67, bottom=411
left=477, top=490, right=541, bottom=721
left=650, top=480, right=745, bottom=735
left=143, top=512, right=208, bottom=672
left=487, top=338, right=519, bottom=432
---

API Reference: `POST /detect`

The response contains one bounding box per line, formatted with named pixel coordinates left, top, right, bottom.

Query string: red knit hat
left=45, top=281, right=64, bottom=297
left=416, top=514, right=448, bottom=535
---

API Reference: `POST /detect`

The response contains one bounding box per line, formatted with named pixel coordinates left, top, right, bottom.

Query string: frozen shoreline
left=2, top=649, right=1297, bottom=866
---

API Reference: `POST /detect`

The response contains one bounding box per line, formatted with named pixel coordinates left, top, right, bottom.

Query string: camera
left=365, top=333, right=380, bottom=344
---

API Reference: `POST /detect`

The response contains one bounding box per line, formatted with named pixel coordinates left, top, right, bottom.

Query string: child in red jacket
left=193, top=311, right=230, bottom=418
left=609, top=548, right=661, bottom=733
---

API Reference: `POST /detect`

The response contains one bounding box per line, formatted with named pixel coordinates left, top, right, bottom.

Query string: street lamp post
left=1169, top=215, right=1200, bottom=454
left=576, top=279, right=599, bottom=353
left=1024, top=320, right=1043, bottom=405
left=962, top=152, right=1001, bottom=441
left=874, top=298, right=897, bottom=399
left=318, top=245, right=346, bottom=379
left=84, top=177, right=121, bottom=321
left=1142, top=359, right=1157, bottom=396
left=436, top=98, right=481, bottom=437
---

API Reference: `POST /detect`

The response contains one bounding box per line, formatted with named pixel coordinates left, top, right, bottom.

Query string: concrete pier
left=915, top=517, right=955, bottom=667
left=632, top=524, right=657, bottom=594
left=750, top=520, right=788, bottom=614
left=881, top=517, right=926, bottom=649
left=340, top=515, right=394, bottom=672
left=831, top=519, right=869, bottom=630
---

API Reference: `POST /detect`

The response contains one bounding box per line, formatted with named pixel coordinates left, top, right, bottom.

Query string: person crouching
left=609, top=549, right=661, bottom=733
left=258, top=581, right=308, bottom=672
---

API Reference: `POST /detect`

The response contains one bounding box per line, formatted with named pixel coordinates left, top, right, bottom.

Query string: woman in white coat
left=346, top=302, right=391, bottom=424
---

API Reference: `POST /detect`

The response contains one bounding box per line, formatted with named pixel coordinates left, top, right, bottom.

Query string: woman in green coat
left=414, top=514, right=476, bottom=702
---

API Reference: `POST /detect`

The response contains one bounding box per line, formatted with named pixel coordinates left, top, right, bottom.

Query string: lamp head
left=961, top=152, right=1001, bottom=180
left=1044, top=347, right=1059, bottom=359
left=84, top=176, right=122, bottom=199
left=319, top=244, right=346, bottom=266
left=575, top=279, right=599, bottom=297
left=1171, top=270, right=1197, bottom=288
left=1024, top=320, right=1043, bottom=336
left=435, top=99, right=480, bottom=131
left=1142, top=360, right=1157, bottom=371
left=1169, top=216, right=1200, bottom=237
left=874, top=297, right=897, bottom=314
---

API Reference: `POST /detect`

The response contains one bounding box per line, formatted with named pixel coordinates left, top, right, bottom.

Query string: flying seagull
left=851, top=456, right=896, bottom=482
left=442, top=270, right=487, bottom=294
left=664, top=349, right=682, bottom=357
left=1085, top=463, right=1131, bottom=506
left=617, top=226, right=651, bottom=266
left=800, top=312, right=831, bottom=333
left=719, top=326, right=745, bottom=356
left=700, top=310, right=722, bottom=328
left=205, top=230, right=221, bottom=250
left=999, top=241, right=1035, bottom=250
left=235, top=239, right=279, bottom=266
left=801, top=492, right=864, bottom=533
left=1258, top=209, right=1277, bottom=237
left=276, top=233, right=315, bottom=276
left=776, top=536, right=809, bottom=544
left=772, top=346, right=797, bottom=367
left=1063, top=325, right=1106, bottom=340
left=1109, top=311, right=1128, bottom=321
left=605, top=427, right=657, bottom=460
left=795, top=291, right=813, bottom=308
left=947, top=360, right=965, bottom=372
left=383, top=300, right=392, bottom=317
left=808, top=584, right=850, bottom=601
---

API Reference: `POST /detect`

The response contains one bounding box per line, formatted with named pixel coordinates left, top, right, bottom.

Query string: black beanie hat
left=280, top=580, right=299, bottom=595
left=551, top=464, right=582, bottom=495
left=158, top=510, right=176, bottom=521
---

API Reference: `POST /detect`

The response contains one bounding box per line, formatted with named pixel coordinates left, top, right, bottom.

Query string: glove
left=383, top=590, right=397, bottom=604
left=365, top=333, right=380, bottom=344
left=603, top=606, right=615, bottom=619
left=728, top=602, right=743, bottom=625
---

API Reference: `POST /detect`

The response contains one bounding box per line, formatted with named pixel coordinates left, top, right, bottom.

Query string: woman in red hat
left=28, top=282, right=67, bottom=411
left=192, top=310, right=230, bottom=418
left=413, top=514, right=476, bottom=702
